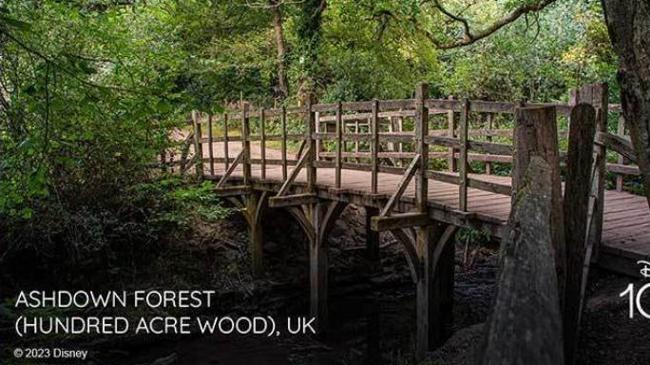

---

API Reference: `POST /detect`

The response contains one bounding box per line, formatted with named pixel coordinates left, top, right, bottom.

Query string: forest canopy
left=0, top=0, right=620, bottom=272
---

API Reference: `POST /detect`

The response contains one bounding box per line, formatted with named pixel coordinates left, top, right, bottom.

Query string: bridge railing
left=168, top=83, right=638, bottom=210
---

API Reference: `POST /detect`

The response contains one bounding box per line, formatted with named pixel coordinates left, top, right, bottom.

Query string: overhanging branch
left=428, top=0, right=557, bottom=49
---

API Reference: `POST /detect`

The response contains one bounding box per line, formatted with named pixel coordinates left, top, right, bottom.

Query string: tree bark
left=479, top=156, right=565, bottom=365
left=269, top=0, right=289, bottom=100
left=602, top=0, right=650, bottom=208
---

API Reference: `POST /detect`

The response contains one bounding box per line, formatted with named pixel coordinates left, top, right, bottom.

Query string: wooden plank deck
left=202, top=141, right=650, bottom=276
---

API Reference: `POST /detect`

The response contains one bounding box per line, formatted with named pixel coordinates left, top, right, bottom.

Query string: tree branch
left=428, top=0, right=557, bottom=49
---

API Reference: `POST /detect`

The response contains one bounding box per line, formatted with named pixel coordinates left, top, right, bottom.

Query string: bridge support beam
left=229, top=191, right=267, bottom=278
left=417, top=222, right=456, bottom=359
left=392, top=222, right=457, bottom=361
left=286, top=201, right=347, bottom=331
left=364, top=206, right=381, bottom=271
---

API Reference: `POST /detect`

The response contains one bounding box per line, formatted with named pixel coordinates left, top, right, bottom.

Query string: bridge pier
left=245, top=192, right=266, bottom=277
left=285, top=201, right=347, bottom=330
left=227, top=192, right=267, bottom=277
left=391, top=222, right=456, bottom=361
left=364, top=206, right=381, bottom=271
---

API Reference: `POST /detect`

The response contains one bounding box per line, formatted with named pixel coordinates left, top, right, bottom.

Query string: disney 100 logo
left=620, top=260, right=650, bottom=318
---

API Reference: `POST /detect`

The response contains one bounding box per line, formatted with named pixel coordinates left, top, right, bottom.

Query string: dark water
left=110, top=287, right=418, bottom=365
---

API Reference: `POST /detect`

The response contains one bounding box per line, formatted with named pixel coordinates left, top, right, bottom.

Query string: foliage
left=0, top=174, right=230, bottom=289
left=0, top=0, right=623, bottom=286
left=135, top=177, right=231, bottom=229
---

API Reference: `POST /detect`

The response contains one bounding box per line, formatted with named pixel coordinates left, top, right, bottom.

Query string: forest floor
left=2, top=203, right=648, bottom=365
left=102, top=204, right=650, bottom=364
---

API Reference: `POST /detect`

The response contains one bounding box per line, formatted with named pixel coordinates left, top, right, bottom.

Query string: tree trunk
left=269, top=0, right=288, bottom=100
left=295, top=0, right=324, bottom=104
left=602, top=0, right=650, bottom=208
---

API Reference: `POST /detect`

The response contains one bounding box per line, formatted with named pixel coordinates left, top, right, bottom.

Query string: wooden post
left=569, top=83, right=609, bottom=261
left=414, top=82, right=432, bottom=361
left=616, top=114, right=626, bottom=191
left=223, top=113, right=229, bottom=171
left=397, top=116, right=404, bottom=167
left=335, top=102, right=343, bottom=189
left=513, top=106, right=566, bottom=307
left=371, top=99, right=379, bottom=194
left=308, top=204, right=329, bottom=331
left=281, top=106, right=288, bottom=180
left=354, top=120, right=360, bottom=163
left=208, top=114, right=214, bottom=176
left=458, top=99, right=469, bottom=211
left=315, top=111, right=321, bottom=161
left=415, top=83, right=429, bottom=212
left=563, top=104, right=597, bottom=365
left=479, top=157, right=564, bottom=365
left=430, top=224, right=456, bottom=346
left=241, top=103, right=252, bottom=185
left=447, top=96, right=457, bottom=172
left=192, top=111, right=204, bottom=178
left=306, top=95, right=317, bottom=192
left=388, top=116, right=396, bottom=153
left=364, top=206, right=380, bottom=270
left=485, top=113, right=493, bottom=175
left=260, top=108, right=267, bottom=180
left=591, top=84, right=609, bottom=262
left=246, top=192, right=265, bottom=277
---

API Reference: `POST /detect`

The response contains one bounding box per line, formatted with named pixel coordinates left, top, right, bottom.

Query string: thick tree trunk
left=602, top=0, right=650, bottom=208
left=269, top=0, right=288, bottom=100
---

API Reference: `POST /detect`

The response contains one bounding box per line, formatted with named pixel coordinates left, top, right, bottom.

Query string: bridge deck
left=203, top=142, right=650, bottom=277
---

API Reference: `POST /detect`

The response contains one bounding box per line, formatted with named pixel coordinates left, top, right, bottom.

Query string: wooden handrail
left=177, top=84, right=635, bottom=205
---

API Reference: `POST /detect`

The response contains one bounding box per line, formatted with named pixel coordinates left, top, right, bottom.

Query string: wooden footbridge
left=163, top=83, right=648, bottom=359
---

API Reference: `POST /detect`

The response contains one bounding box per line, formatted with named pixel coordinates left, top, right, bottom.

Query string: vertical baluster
left=223, top=113, right=229, bottom=171
left=415, top=84, right=429, bottom=212
left=398, top=115, right=404, bottom=167
left=336, top=102, right=343, bottom=189
left=241, top=104, right=251, bottom=185
left=192, top=111, right=204, bottom=178
left=281, top=106, right=288, bottom=180
left=485, top=113, right=493, bottom=175
left=448, top=96, right=457, bottom=172
left=315, top=111, right=321, bottom=161
left=208, top=114, right=214, bottom=176
left=260, top=108, right=266, bottom=180
left=306, top=95, right=317, bottom=191
left=354, top=120, right=360, bottom=163
left=616, top=114, right=626, bottom=191
left=459, top=99, right=469, bottom=211
left=371, top=100, right=379, bottom=194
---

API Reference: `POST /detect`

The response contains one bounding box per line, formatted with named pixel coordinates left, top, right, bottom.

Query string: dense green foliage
left=0, top=0, right=618, bottom=285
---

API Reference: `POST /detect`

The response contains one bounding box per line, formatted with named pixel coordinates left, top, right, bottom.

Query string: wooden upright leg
left=364, top=206, right=380, bottom=270
left=286, top=201, right=346, bottom=332
left=431, top=224, right=456, bottom=345
left=309, top=224, right=328, bottom=327
left=415, top=223, right=457, bottom=360
left=244, top=192, right=266, bottom=277
left=415, top=224, right=434, bottom=360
